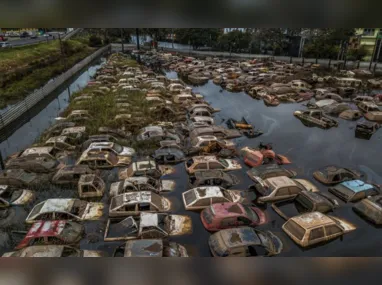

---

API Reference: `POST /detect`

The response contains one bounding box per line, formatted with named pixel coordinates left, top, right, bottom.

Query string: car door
left=324, top=224, right=343, bottom=242
left=308, top=227, right=326, bottom=246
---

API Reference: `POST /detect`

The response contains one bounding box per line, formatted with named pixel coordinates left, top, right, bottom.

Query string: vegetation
left=0, top=39, right=96, bottom=109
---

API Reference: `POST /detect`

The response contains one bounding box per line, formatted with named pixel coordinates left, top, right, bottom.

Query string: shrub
left=89, top=35, right=103, bottom=47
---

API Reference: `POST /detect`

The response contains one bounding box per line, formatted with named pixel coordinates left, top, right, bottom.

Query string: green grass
left=0, top=39, right=96, bottom=109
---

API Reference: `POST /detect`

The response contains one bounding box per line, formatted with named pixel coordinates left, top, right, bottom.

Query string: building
left=223, top=28, right=246, bottom=34
left=353, top=28, right=382, bottom=58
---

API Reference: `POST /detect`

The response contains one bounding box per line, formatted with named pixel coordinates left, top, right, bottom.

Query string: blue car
left=328, top=180, right=380, bottom=203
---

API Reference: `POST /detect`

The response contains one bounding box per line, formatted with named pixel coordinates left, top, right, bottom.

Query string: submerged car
left=109, top=177, right=175, bottom=197
left=104, top=212, right=192, bottom=241
left=109, top=191, right=171, bottom=217
left=357, top=102, right=382, bottom=122
left=76, top=151, right=131, bottom=169
left=81, top=135, right=120, bottom=151
left=353, top=195, right=382, bottom=225
left=189, top=170, right=240, bottom=188
left=247, top=164, right=296, bottom=182
left=240, top=145, right=291, bottom=168
left=328, top=180, right=380, bottom=203
left=185, top=156, right=242, bottom=174
left=282, top=212, right=356, bottom=248
left=3, top=245, right=104, bottom=257
left=136, top=126, right=181, bottom=144
left=272, top=191, right=338, bottom=220
left=26, top=199, right=104, bottom=223
left=0, top=185, right=34, bottom=207
left=313, top=166, right=362, bottom=185
left=52, top=165, right=95, bottom=185
left=15, top=220, right=84, bottom=250
left=114, top=239, right=189, bottom=257
left=45, top=136, right=77, bottom=151
left=182, top=186, right=254, bottom=211
left=294, top=110, right=338, bottom=129
left=78, top=174, right=105, bottom=199
left=208, top=227, right=283, bottom=257
left=5, top=156, right=60, bottom=173
left=201, top=202, right=266, bottom=231
left=118, top=160, right=174, bottom=180
left=355, top=120, right=380, bottom=139
left=55, top=110, right=92, bottom=122
left=250, top=176, right=319, bottom=204
left=190, top=126, right=241, bottom=140
left=0, top=169, right=51, bottom=187
left=153, top=147, right=185, bottom=164
left=85, top=142, right=135, bottom=158
left=339, top=109, right=362, bottom=121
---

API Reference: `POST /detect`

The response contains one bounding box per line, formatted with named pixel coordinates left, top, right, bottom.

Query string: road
left=5, top=32, right=68, bottom=47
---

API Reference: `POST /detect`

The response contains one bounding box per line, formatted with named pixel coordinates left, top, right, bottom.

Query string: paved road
left=5, top=32, right=68, bottom=47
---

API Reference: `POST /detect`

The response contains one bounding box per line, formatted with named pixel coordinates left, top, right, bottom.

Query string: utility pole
left=375, top=38, right=382, bottom=66
left=120, top=28, right=124, bottom=53
left=136, top=28, right=141, bottom=63
left=58, top=33, right=64, bottom=56
left=369, top=38, right=378, bottom=70
left=171, top=28, right=174, bottom=49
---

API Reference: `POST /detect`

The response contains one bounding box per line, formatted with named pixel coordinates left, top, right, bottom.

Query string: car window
left=237, top=216, right=252, bottom=225
left=289, top=186, right=301, bottom=195
left=194, top=198, right=210, bottom=207
left=248, top=245, right=268, bottom=257
left=209, top=162, right=225, bottom=170
left=352, top=192, right=366, bottom=201
left=211, top=197, right=229, bottom=203
left=275, top=188, right=289, bottom=196
left=309, top=227, right=325, bottom=241
left=194, top=163, right=207, bottom=170
left=81, top=185, right=94, bottom=193
left=284, top=220, right=306, bottom=241
left=325, top=225, right=342, bottom=236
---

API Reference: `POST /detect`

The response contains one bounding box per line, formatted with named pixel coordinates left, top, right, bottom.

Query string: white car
left=0, top=42, right=11, bottom=48
left=86, top=142, right=135, bottom=157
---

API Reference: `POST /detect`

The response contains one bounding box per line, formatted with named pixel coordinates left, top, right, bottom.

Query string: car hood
left=11, top=190, right=35, bottom=205
left=120, top=147, right=136, bottom=157
left=167, top=215, right=193, bottom=235
left=329, top=216, right=356, bottom=233
left=82, top=250, right=106, bottom=257
left=82, top=203, right=104, bottom=220
left=160, top=180, right=176, bottom=192
left=294, top=179, right=319, bottom=192
left=224, top=159, right=242, bottom=171
left=117, top=157, right=132, bottom=166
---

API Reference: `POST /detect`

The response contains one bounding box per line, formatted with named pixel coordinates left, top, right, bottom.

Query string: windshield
left=202, top=208, right=214, bottom=224
left=70, top=200, right=88, bottom=217
left=151, top=193, right=165, bottom=210
left=209, top=233, right=229, bottom=257
left=331, top=184, right=355, bottom=201
left=295, top=194, right=314, bottom=211
left=125, top=165, right=135, bottom=177
left=242, top=205, right=259, bottom=223
left=218, top=159, right=229, bottom=167
left=112, top=143, right=123, bottom=153
left=284, top=220, right=305, bottom=241
left=184, top=190, right=197, bottom=206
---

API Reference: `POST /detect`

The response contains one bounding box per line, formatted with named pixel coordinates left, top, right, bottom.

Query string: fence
left=0, top=45, right=110, bottom=135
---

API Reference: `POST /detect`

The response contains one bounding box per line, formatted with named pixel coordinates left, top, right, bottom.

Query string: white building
left=224, top=28, right=246, bottom=34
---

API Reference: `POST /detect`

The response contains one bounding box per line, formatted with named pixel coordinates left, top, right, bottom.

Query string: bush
left=347, top=45, right=368, bottom=61
left=89, top=35, right=103, bottom=47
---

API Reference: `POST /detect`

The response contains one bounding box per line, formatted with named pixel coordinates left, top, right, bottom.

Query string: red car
left=240, top=146, right=291, bottom=168
left=16, top=220, right=84, bottom=250
left=200, top=202, right=266, bottom=232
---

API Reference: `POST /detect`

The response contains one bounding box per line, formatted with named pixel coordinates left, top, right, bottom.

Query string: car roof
left=210, top=203, right=245, bottom=218
left=21, top=147, right=54, bottom=156
left=366, top=195, right=382, bottom=210
left=24, top=220, right=67, bottom=238
left=340, top=180, right=374, bottom=193
left=115, top=191, right=154, bottom=205
left=38, top=199, right=76, bottom=214
left=191, top=156, right=218, bottom=163
left=18, top=245, right=67, bottom=257
left=46, top=136, right=69, bottom=144
left=190, top=186, right=224, bottom=199
left=61, top=126, right=86, bottom=134
left=124, top=239, right=163, bottom=257
left=219, top=227, right=261, bottom=248
left=265, top=176, right=296, bottom=188
left=140, top=212, right=162, bottom=228
left=194, top=170, right=225, bottom=178
left=132, top=160, right=157, bottom=171
left=290, top=212, right=334, bottom=229
left=78, top=174, right=98, bottom=184
left=88, top=142, right=114, bottom=148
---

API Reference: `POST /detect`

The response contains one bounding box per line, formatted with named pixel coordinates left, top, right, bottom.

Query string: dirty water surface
left=2, top=69, right=382, bottom=257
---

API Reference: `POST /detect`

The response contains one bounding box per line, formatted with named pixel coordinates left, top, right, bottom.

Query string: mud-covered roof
left=340, top=180, right=374, bottom=193
left=124, top=239, right=163, bottom=257
left=61, top=126, right=86, bottom=134
left=291, top=212, right=334, bottom=229
left=191, top=186, right=224, bottom=199
left=16, top=245, right=69, bottom=257
left=192, top=156, right=218, bottom=163
left=210, top=202, right=245, bottom=218
left=194, top=170, right=225, bottom=179
left=21, top=147, right=54, bottom=156
left=45, top=136, right=69, bottom=144
left=219, top=227, right=261, bottom=247
left=265, top=176, right=296, bottom=188
left=37, top=199, right=77, bottom=214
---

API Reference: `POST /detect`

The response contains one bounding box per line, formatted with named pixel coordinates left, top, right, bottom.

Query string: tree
left=217, top=30, right=252, bottom=53
left=347, top=45, right=368, bottom=61
left=174, top=29, right=222, bottom=49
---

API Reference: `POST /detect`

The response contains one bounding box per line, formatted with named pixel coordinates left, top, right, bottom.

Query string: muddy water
left=2, top=67, right=382, bottom=257
left=160, top=71, right=382, bottom=257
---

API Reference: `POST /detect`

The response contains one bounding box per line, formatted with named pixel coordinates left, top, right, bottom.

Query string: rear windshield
left=184, top=190, right=197, bottom=205
left=29, top=202, right=45, bottom=218
left=150, top=193, right=164, bottom=210
left=284, top=220, right=305, bottom=241
left=332, top=184, right=355, bottom=201
left=202, top=208, right=214, bottom=224
left=295, top=194, right=314, bottom=211
left=243, top=205, right=259, bottom=223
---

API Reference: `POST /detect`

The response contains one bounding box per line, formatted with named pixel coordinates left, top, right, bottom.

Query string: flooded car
left=328, top=180, right=380, bottom=203
left=5, top=156, right=60, bottom=173
left=3, top=245, right=104, bottom=257
left=240, top=145, right=291, bottom=168
left=113, top=239, right=189, bottom=257
left=85, top=142, right=135, bottom=158
left=55, top=110, right=92, bottom=122
left=201, top=202, right=266, bottom=231
left=282, top=212, right=356, bottom=248
left=185, top=156, right=242, bottom=174
left=189, top=170, right=240, bottom=188
left=12, top=146, right=61, bottom=161
left=208, top=227, right=283, bottom=257
left=42, top=122, right=76, bottom=138
left=226, top=117, right=263, bottom=138
left=153, top=147, right=185, bottom=164
left=136, top=126, right=181, bottom=144
left=52, top=165, right=95, bottom=185
left=0, top=169, right=51, bottom=188
left=250, top=176, right=319, bottom=204
left=182, top=186, right=254, bottom=211
left=190, top=126, right=242, bottom=140
left=81, top=135, right=121, bottom=151
left=78, top=174, right=105, bottom=199
left=339, top=109, right=362, bottom=120
left=25, top=199, right=104, bottom=223
left=355, top=121, right=380, bottom=139
left=313, top=166, right=362, bottom=185
left=357, top=102, right=382, bottom=122
left=353, top=195, right=382, bottom=225
left=76, top=151, right=131, bottom=169
left=104, top=212, right=192, bottom=241
left=109, top=191, right=171, bottom=217
left=294, top=110, right=338, bottom=129
left=118, top=160, right=174, bottom=180
left=247, top=164, right=297, bottom=182
left=272, top=191, right=338, bottom=220
left=109, top=176, right=175, bottom=197
left=0, top=185, right=34, bottom=207
left=15, top=220, right=84, bottom=249
left=45, top=136, right=77, bottom=151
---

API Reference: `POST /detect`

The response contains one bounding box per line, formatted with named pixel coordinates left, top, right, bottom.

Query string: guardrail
left=0, top=45, right=110, bottom=139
